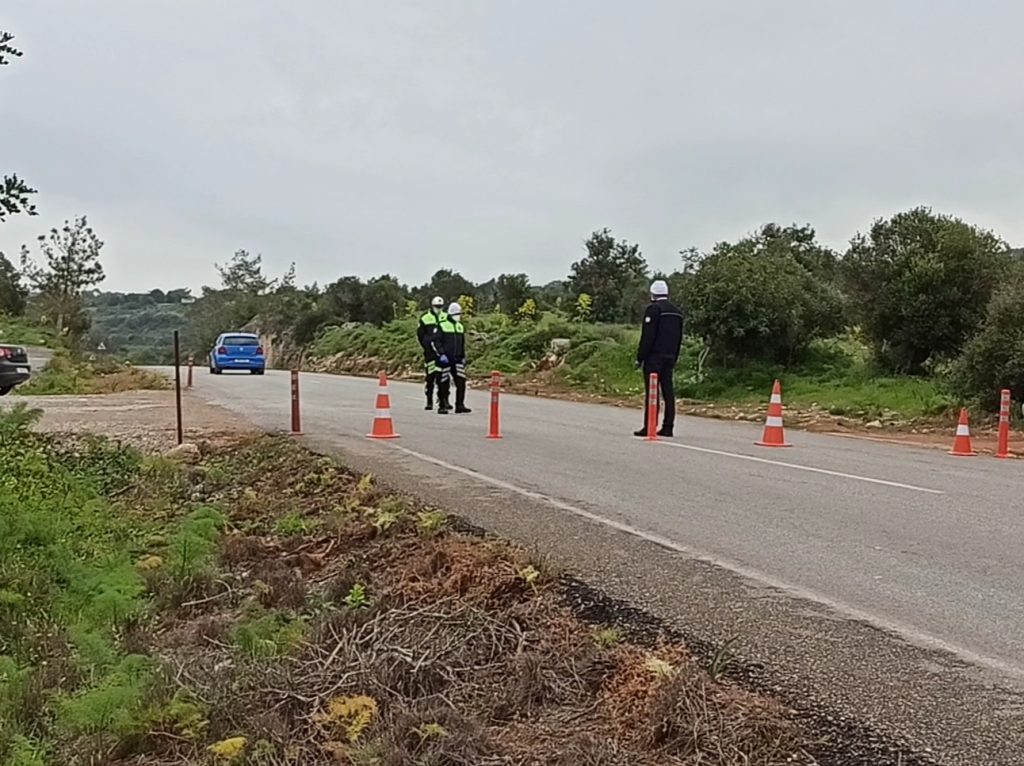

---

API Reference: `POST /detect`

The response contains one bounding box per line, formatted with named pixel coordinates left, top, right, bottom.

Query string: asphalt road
left=180, top=367, right=1024, bottom=763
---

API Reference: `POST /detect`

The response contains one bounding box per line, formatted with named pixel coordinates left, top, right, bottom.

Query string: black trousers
left=451, top=361, right=466, bottom=408
left=641, top=356, right=676, bottom=430
left=424, top=354, right=440, bottom=402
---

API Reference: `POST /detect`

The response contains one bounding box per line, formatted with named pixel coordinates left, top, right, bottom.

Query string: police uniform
left=417, top=303, right=447, bottom=409
left=635, top=282, right=683, bottom=437
left=439, top=302, right=470, bottom=414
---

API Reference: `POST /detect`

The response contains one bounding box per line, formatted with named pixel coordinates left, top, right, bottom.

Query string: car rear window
left=224, top=336, right=259, bottom=346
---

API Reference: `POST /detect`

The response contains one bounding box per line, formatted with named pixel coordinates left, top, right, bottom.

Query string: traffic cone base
left=368, top=373, right=400, bottom=439
left=756, top=380, right=791, bottom=447
left=948, top=408, right=975, bottom=457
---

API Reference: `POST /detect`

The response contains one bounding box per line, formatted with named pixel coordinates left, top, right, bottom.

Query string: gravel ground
left=4, top=390, right=256, bottom=451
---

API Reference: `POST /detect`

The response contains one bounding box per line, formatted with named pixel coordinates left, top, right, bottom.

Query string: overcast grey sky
left=2, top=1, right=1022, bottom=293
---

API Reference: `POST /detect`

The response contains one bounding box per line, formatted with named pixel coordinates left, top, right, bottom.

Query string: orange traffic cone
left=949, top=408, right=976, bottom=456
left=367, top=373, right=399, bottom=439
left=756, top=380, right=791, bottom=448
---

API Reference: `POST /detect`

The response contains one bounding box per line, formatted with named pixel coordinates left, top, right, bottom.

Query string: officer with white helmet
left=634, top=279, right=683, bottom=437
left=417, top=296, right=448, bottom=410
left=437, top=302, right=471, bottom=414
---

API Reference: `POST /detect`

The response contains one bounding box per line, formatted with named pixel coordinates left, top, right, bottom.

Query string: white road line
left=654, top=440, right=944, bottom=495
left=387, top=442, right=1023, bottom=682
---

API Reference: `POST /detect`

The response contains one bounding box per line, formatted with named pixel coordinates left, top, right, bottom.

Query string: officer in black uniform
left=634, top=279, right=683, bottom=437
left=416, top=296, right=447, bottom=410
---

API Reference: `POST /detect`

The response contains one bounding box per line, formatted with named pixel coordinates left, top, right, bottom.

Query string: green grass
left=0, top=316, right=57, bottom=348
left=15, top=352, right=169, bottom=396
left=0, top=405, right=216, bottom=764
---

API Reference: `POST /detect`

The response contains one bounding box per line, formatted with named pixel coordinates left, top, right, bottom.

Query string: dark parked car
left=209, top=332, right=266, bottom=375
left=0, top=345, right=32, bottom=395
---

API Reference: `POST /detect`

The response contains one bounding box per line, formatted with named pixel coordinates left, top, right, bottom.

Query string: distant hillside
left=85, top=290, right=190, bottom=364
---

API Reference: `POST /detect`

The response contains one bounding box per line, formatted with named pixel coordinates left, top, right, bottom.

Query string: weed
left=273, top=511, right=312, bottom=537
left=709, top=635, right=741, bottom=681
left=157, top=690, right=209, bottom=740
left=518, top=565, right=541, bottom=589
left=231, top=610, right=307, bottom=658
left=416, top=721, right=449, bottom=740
left=208, top=736, right=247, bottom=761
left=417, top=509, right=447, bottom=536
left=593, top=627, right=622, bottom=648
left=344, top=583, right=370, bottom=609
left=313, top=695, right=378, bottom=743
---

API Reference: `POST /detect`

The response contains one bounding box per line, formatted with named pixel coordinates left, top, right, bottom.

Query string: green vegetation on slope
left=15, top=352, right=169, bottom=396
left=310, top=314, right=952, bottom=421
left=0, top=316, right=58, bottom=348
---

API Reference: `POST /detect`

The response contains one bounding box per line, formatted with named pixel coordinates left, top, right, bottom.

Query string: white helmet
left=447, top=301, right=462, bottom=317
left=431, top=295, right=445, bottom=308
left=650, top=279, right=669, bottom=297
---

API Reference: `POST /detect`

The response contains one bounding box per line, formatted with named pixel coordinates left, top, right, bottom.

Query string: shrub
left=951, top=275, right=1024, bottom=409
left=685, top=225, right=844, bottom=364
left=842, top=207, right=1011, bottom=373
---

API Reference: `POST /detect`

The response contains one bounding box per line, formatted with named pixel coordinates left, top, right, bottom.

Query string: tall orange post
left=996, top=389, right=1011, bottom=459
left=645, top=372, right=659, bottom=441
left=290, top=369, right=301, bottom=435
left=486, top=371, right=503, bottom=439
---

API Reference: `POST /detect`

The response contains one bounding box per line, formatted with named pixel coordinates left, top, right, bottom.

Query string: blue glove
left=439, top=354, right=449, bottom=365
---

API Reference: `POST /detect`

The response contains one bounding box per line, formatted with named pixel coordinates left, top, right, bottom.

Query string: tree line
left=181, top=209, right=1024, bottom=408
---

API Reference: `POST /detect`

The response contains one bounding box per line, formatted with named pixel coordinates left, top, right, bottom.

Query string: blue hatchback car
left=209, top=332, right=266, bottom=375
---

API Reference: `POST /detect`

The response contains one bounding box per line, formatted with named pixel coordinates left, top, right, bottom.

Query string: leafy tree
left=216, top=250, right=273, bottom=294
left=535, top=280, right=569, bottom=311
left=686, top=225, right=844, bottom=364
left=321, top=276, right=366, bottom=322
left=951, top=272, right=1024, bottom=408
left=186, top=251, right=276, bottom=354
left=842, top=207, right=1010, bottom=373
left=0, top=250, right=27, bottom=315
left=21, top=216, right=106, bottom=334
left=568, top=229, right=649, bottom=323
left=362, top=275, right=406, bottom=326
left=417, top=269, right=475, bottom=306
left=1, top=31, right=37, bottom=222
left=494, top=273, right=533, bottom=314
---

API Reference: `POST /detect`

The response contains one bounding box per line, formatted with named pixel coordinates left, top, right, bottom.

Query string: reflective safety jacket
left=439, top=317, right=466, bottom=362
left=417, top=309, right=447, bottom=358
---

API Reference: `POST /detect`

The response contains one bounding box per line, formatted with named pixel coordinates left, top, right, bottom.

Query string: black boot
left=633, top=428, right=648, bottom=437
left=438, top=400, right=451, bottom=414
left=657, top=426, right=673, bottom=437
left=425, top=397, right=433, bottom=411
left=455, top=405, right=472, bottom=414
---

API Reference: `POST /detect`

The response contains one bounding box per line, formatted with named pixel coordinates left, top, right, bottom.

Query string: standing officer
left=440, top=302, right=471, bottom=414
left=417, top=296, right=447, bottom=410
left=634, top=279, right=683, bottom=437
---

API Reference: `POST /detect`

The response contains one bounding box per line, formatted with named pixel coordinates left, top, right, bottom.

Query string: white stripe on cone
left=956, top=424, right=970, bottom=436
left=770, top=394, right=782, bottom=404
left=766, top=416, right=784, bottom=428
left=375, top=409, right=392, bottom=419
left=378, top=387, right=389, bottom=395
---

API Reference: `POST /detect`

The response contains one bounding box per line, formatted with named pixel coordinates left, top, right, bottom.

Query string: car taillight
left=217, top=346, right=227, bottom=355
left=256, top=347, right=264, bottom=356
left=0, top=348, right=8, bottom=359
